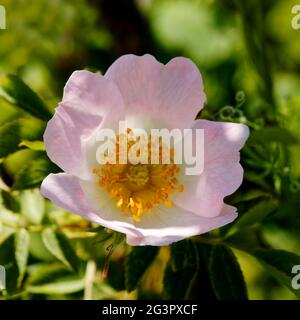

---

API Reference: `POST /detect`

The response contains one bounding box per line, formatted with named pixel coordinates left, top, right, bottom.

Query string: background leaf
left=125, top=246, right=159, bottom=292
left=19, top=140, right=45, bottom=151
left=0, top=234, right=20, bottom=294
left=0, top=74, right=52, bottom=121
left=42, top=228, right=79, bottom=272
left=248, top=127, right=298, bottom=145
left=0, top=118, right=45, bottom=158
left=163, top=240, right=198, bottom=299
left=20, top=189, right=45, bottom=225
left=14, top=228, right=30, bottom=285
left=209, top=244, right=248, bottom=300
left=1, top=190, right=20, bottom=213
left=12, top=154, right=59, bottom=190
left=233, top=199, right=279, bottom=230
left=248, top=249, right=300, bottom=299
left=27, top=277, right=85, bottom=295
left=27, top=263, right=71, bottom=286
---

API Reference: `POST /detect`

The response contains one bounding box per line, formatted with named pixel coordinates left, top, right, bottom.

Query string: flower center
left=92, top=130, right=184, bottom=222
left=125, top=165, right=150, bottom=191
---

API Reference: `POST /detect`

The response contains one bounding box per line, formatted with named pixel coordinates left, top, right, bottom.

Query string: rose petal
left=173, top=120, right=249, bottom=217
left=127, top=204, right=237, bottom=246
left=44, top=71, right=125, bottom=179
left=41, top=173, right=141, bottom=238
left=41, top=173, right=237, bottom=246
left=105, top=54, right=205, bottom=130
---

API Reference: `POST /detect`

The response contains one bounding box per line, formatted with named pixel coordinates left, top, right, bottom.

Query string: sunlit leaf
left=0, top=118, right=45, bottom=158
left=20, top=189, right=45, bottom=224
left=0, top=74, right=52, bottom=121
left=14, top=228, right=30, bottom=285
left=27, top=277, right=85, bottom=295
left=19, top=140, right=45, bottom=151
left=248, top=249, right=300, bottom=299
left=42, top=228, right=79, bottom=272
left=93, top=281, right=117, bottom=300
left=27, top=263, right=74, bottom=286
left=12, top=153, right=59, bottom=190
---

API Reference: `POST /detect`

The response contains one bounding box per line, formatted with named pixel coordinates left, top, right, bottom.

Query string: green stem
left=84, top=260, right=96, bottom=300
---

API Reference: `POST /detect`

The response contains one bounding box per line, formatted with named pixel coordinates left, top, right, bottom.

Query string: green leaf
left=106, top=260, right=126, bottom=291
left=14, top=228, right=30, bottom=285
left=187, top=243, right=217, bottom=300
left=55, top=232, right=80, bottom=272
left=125, top=246, right=159, bottom=292
left=169, top=239, right=189, bottom=272
left=244, top=171, right=271, bottom=191
left=0, top=118, right=45, bottom=158
left=163, top=240, right=198, bottom=299
left=93, top=281, right=117, bottom=300
left=27, top=263, right=73, bottom=286
left=12, top=154, right=59, bottom=190
left=224, top=227, right=263, bottom=250
left=248, top=127, right=298, bottom=145
left=233, top=199, right=279, bottom=229
left=19, top=140, right=45, bottom=151
left=0, top=74, right=52, bottom=121
left=20, top=189, right=45, bottom=224
left=27, top=277, right=85, bottom=295
left=29, top=232, right=58, bottom=262
left=41, top=228, right=79, bottom=272
left=0, top=206, right=21, bottom=229
left=93, top=229, right=114, bottom=244
left=0, top=234, right=20, bottom=294
left=248, top=249, right=300, bottom=299
left=229, top=189, right=270, bottom=204
left=1, top=190, right=20, bottom=212
left=209, top=245, right=248, bottom=300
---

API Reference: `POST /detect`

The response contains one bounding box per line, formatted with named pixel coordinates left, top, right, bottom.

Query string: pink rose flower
left=41, top=54, right=249, bottom=246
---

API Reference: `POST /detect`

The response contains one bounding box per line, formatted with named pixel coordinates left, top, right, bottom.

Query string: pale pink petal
left=40, top=173, right=141, bottom=238
left=127, top=204, right=237, bottom=246
left=173, top=120, right=249, bottom=218
left=105, top=54, right=205, bottom=130
left=41, top=174, right=237, bottom=246
left=44, top=71, right=125, bottom=179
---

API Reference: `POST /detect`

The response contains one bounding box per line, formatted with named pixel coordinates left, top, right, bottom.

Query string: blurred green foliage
left=1, top=0, right=300, bottom=300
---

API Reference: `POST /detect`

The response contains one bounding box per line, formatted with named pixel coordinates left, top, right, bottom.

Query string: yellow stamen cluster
left=92, top=131, right=184, bottom=222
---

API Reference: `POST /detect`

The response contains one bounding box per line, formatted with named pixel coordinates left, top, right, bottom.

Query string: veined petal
left=173, top=120, right=249, bottom=218
left=126, top=204, right=237, bottom=246
left=44, top=71, right=125, bottom=179
left=41, top=173, right=141, bottom=238
left=105, top=54, right=205, bottom=130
